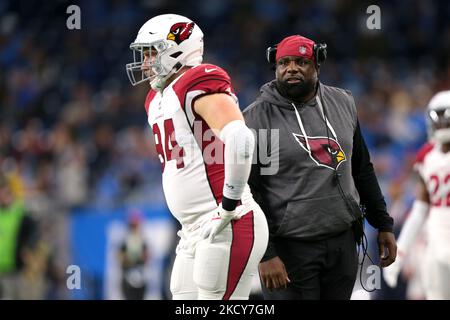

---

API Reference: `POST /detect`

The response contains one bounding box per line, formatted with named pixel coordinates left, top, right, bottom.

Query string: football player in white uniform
left=126, top=14, right=268, bottom=300
left=383, top=90, right=450, bottom=299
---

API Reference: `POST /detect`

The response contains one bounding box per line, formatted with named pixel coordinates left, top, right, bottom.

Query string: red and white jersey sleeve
left=414, top=142, right=450, bottom=257
left=171, top=63, right=238, bottom=127
left=144, top=64, right=252, bottom=228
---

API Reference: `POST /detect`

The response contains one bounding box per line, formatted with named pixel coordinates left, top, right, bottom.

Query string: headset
left=266, top=42, right=328, bottom=68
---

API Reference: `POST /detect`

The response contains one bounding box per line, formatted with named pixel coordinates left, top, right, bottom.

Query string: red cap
left=275, top=35, right=315, bottom=61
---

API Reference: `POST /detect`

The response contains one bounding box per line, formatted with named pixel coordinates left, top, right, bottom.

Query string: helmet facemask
left=126, top=40, right=176, bottom=90
left=428, top=107, right=450, bottom=144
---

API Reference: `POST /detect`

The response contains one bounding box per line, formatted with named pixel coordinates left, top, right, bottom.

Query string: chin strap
left=151, top=62, right=185, bottom=91
left=151, top=77, right=166, bottom=91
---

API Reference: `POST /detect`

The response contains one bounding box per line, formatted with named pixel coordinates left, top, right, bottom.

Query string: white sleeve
left=219, top=120, right=255, bottom=209
left=397, top=200, right=429, bottom=254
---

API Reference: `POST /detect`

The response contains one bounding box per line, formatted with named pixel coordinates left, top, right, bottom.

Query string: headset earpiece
left=314, top=43, right=327, bottom=67
left=266, top=45, right=278, bottom=64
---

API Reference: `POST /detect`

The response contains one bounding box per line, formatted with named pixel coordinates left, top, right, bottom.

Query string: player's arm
left=195, top=93, right=255, bottom=241
left=415, top=175, right=430, bottom=203
left=397, top=177, right=429, bottom=255
left=383, top=177, right=429, bottom=287
left=194, top=93, right=254, bottom=211
left=194, top=93, right=244, bottom=131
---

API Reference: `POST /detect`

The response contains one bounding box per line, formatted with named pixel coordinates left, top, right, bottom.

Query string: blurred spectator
left=0, top=171, right=38, bottom=299
left=117, top=209, right=150, bottom=300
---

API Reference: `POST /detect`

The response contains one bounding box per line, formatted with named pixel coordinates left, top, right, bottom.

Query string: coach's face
left=275, top=56, right=318, bottom=102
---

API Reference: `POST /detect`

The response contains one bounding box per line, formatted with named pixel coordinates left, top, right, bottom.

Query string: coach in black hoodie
left=243, top=35, right=396, bottom=299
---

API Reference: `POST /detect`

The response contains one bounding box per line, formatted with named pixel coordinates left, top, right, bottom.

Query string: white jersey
left=145, top=64, right=253, bottom=227
left=415, top=143, right=450, bottom=260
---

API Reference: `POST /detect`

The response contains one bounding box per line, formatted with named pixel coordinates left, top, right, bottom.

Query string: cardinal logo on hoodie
left=293, top=134, right=347, bottom=170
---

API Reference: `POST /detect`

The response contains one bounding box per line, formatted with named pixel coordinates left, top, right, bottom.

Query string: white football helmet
left=427, top=90, right=450, bottom=143
left=126, top=14, right=204, bottom=90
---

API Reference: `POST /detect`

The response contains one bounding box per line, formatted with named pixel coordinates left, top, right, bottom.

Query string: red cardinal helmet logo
left=167, top=22, right=195, bottom=44
left=293, top=134, right=347, bottom=170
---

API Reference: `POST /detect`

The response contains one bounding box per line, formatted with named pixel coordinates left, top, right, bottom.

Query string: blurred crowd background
left=1, top=0, right=449, bottom=300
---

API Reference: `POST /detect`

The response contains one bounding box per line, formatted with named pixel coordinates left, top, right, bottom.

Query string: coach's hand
left=378, top=231, right=397, bottom=267
left=259, top=256, right=291, bottom=291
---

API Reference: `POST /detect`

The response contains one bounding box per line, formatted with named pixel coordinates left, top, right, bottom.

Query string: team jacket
left=243, top=80, right=393, bottom=261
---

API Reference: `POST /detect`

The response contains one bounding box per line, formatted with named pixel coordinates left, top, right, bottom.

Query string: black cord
left=335, top=174, right=376, bottom=292
left=318, top=84, right=376, bottom=292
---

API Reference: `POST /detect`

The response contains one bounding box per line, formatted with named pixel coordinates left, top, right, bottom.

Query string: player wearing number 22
left=383, top=90, right=450, bottom=299
left=126, top=14, right=268, bottom=300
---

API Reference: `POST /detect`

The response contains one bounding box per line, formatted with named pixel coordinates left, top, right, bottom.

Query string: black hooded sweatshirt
left=243, top=80, right=393, bottom=261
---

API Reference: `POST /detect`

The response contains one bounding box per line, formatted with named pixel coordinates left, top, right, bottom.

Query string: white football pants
left=170, top=203, right=268, bottom=300
left=423, top=244, right=450, bottom=299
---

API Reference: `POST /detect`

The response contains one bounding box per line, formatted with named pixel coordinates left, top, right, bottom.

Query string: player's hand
left=382, top=253, right=404, bottom=288
left=201, top=206, right=241, bottom=242
left=378, top=231, right=397, bottom=267
left=259, top=256, right=291, bottom=291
